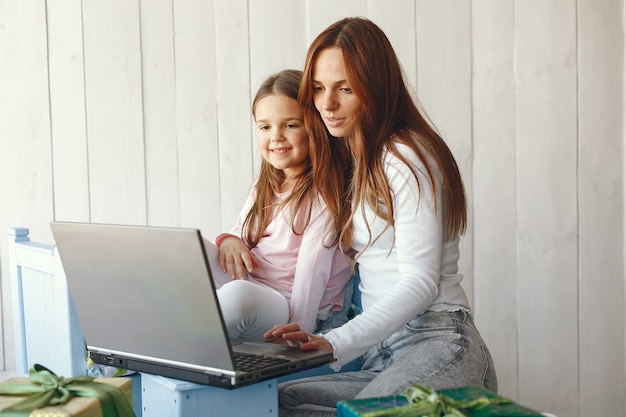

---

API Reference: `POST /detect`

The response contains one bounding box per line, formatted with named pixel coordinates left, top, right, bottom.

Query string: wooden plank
left=249, top=0, right=308, bottom=176
left=140, top=0, right=181, bottom=228
left=47, top=0, right=90, bottom=223
left=15, top=244, right=55, bottom=275
left=20, top=264, right=85, bottom=377
left=415, top=0, right=474, bottom=304
left=172, top=0, right=220, bottom=238
left=8, top=228, right=32, bottom=375
left=0, top=1, right=53, bottom=371
left=368, top=0, right=417, bottom=89
left=471, top=0, right=518, bottom=400
left=214, top=0, right=254, bottom=232
left=82, top=0, right=146, bottom=225
left=515, top=1, right=579, bottom=415
left=306, top=0, right=366, bottom=44
left=249, top=0, right=308, bottom=87
left=577, top=0, right=625, bottom=415
left=0, top=2, right=54, bottom=239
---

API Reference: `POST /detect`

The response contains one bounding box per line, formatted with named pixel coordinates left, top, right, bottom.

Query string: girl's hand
left=218, top=236, right=258, bottom=279
left=264, top=323, right=334, bottom=352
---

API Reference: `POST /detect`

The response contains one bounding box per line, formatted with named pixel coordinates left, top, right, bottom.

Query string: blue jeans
left=278, top=310, right=497, bottom=417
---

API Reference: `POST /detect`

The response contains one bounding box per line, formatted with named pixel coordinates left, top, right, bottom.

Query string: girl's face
left=312, top=47, right=361, bottom=138
left=254, top=94, right=309, bottom=179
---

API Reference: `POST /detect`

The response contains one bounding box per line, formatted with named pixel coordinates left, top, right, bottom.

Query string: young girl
left=265, top=18, right=497, bottom=416
left=215, top=69, right=352, bottom=340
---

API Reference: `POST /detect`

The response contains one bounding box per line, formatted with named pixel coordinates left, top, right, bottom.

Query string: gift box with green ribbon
left=337, top=385, right=545, bottom=417
left=0, top=364, right=135, bottom=417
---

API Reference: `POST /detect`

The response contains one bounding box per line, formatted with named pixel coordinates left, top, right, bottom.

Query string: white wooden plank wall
left=0, top=0, right=55, bottom=379
left=515, top=2, right=579, bottom=415
left=84, top=0, right=147, bottom=225
left=140, top=0, right=181, bottom=227
left=577, top=0, right=625, bottom=415
left=48, top=0, right=90, bottom=223
left=472, top=0, right=518, bottom=401
left=0, top=1, right=624, bottom=416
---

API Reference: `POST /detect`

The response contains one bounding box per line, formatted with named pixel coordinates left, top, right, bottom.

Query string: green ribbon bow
left=355, top=384, right=512, bottom=417
left=0, top=364, right=135, bottom=417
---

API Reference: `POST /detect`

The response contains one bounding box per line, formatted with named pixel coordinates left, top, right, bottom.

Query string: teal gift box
left=337, top=386, right=544, bottom=417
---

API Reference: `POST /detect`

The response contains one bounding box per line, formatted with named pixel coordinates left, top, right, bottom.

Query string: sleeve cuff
left=215, top=233, right=236, bottom=247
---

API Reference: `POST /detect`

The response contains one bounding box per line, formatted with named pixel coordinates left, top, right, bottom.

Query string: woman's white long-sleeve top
left=325, top=143, right=470, bottom=368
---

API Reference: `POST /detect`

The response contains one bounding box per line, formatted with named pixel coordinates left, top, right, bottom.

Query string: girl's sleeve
left=288, top=196, right=341, bottom=333
left=325, top=151, right=443, bottom=367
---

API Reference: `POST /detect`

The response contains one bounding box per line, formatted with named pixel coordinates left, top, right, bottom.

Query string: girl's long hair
left=300, top=17, right=466, bottom=250
left=244, top=69, right=314, bottom=248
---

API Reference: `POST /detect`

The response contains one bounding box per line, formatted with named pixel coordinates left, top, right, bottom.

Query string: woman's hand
left=218, top=236, right=258, bottom=279
left=264, top=323, right=334, bottom=352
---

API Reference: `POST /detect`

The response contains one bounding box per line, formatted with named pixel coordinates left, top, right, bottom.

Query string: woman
left=264, top=17, right=497, bottom=416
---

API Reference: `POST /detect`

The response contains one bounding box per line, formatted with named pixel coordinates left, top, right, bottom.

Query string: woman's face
left=312, top=47, right=361, bottom=138
left=254, top=94, right=309, bottom=179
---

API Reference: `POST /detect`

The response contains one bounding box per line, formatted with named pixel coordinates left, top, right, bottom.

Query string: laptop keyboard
left=233, top=351, right=290, bottom=372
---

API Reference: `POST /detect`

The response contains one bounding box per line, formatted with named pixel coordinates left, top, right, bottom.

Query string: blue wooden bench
left=8, top=226, right=361, bottom=417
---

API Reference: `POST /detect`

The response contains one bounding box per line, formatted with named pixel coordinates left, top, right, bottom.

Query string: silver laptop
left=50, top=221, right=333, bottom=388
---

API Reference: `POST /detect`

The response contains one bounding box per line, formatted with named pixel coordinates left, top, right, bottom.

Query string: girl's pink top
left=222, top=187, right=352, bottom=333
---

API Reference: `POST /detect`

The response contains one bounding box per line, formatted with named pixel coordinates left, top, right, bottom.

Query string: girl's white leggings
left=216, top=278, right=289, bottom=340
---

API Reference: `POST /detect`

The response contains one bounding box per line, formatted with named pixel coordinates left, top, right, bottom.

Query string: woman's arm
left=325, top=148, right=444, bottom=366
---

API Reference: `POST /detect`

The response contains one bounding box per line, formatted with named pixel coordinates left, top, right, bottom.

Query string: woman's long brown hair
left=299, top=17, right=466, bottom=250
left=243, top=69, right=314, bottom=248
